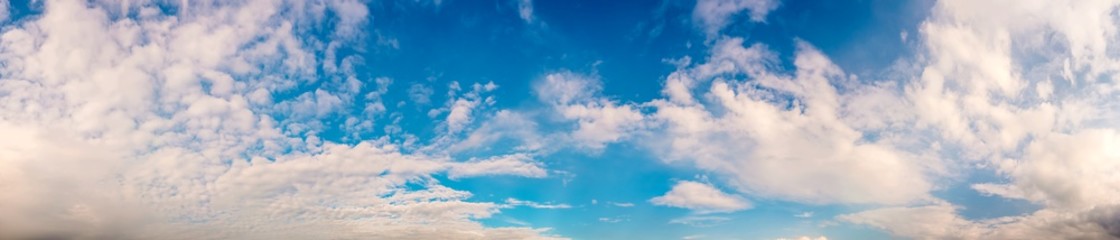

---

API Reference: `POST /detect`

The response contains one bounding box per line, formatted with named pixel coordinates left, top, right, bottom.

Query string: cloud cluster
left=649, top=38, right=934, bottom=205
left=837, top=0, right=1120, bottom=237
left=493, top=0, right=1120, bottom=238
left=661, top=0, right=1120, bottom=237
left=0, top=0, right=561, bottom=239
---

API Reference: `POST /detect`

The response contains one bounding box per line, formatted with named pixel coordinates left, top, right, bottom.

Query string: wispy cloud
left=506, top=198, right=573, bottom=209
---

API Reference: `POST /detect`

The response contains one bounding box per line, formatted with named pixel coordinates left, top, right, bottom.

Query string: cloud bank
left=0, top=1, right=561, bottom=239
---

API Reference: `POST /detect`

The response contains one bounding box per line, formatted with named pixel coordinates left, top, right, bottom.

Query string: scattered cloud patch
left=650, top=181, right=751, bottom=213
left=447, top=154, right=548, bottom=179
left=518, top=0, right=534, bottom=23
left=693, top=0, right=779, bottom=35
left=610, top=202, right=635, bottom=207
left=669, top=216, right=731, bottom=227
left=505, top=198, right=573, bottom=209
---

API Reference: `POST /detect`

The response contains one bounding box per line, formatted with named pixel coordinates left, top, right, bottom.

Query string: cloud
left=794, top=212, right=813, bottom=218
left=505, top=198, right=573, bottom=209
left=444, top=81, right=499, bottom=134
left=650, top=181, right=751, bottom=213
left=610, top=202, right=635, bottom=207
left=447, top=153, right=549, bottom=179
left=598, top=217, right=625, bottom=223
left=668, top=215, right=731, bottom=227
left=693, top=0, right=779, bottom=35
left=839, top=204, right=1120, bottom=239
left=834, top=0, right=1120, bottom=238
left=534, top=71, right=645, bottom=151
left=409, top=83, right=434, bottom=105
left=0, top=0, right=8, bottom=23
left=0, top=0, right=561, bottom=239
left=518, top=0, right=534, bottom=23
left=648, top=38, right=934, bottom=205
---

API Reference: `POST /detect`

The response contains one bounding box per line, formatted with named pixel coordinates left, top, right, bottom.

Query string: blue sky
left=2, top=0, right=1120, bottom=239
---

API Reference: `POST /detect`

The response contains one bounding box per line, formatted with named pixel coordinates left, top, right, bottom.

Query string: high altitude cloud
left=0, top=0, right=560, bottom=239
left=650, top=181, right=751, bottom=213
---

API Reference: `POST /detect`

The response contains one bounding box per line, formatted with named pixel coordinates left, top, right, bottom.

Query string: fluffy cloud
left=835, top=0, right=1120, bottom=238
left=0, top=0, right=560, bottom=239
left=616, top=0, right=1120, bottom=236
left=534, top=71, right=644, bottom=151
left=649, top=38, right=933, bottom=205
left=693, top=0, right=779, bottom=35
left=650, top=181, right=751, bottom=213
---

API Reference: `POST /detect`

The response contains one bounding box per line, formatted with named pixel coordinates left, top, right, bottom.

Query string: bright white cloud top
left=650, top=180, right=751, bottom=213
left=1, top=0, right=1120, bottom=239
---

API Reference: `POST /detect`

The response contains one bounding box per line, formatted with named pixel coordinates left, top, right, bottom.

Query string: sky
left=1, top=0, right=1120, bottom=239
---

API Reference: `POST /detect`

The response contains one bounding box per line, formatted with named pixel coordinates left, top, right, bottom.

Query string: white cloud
left=448, top=153, right=548, bottom=179
left=453, top=110, right=549, bottom=152
left=505, top=198, right=573, bottom=209
left=835, top=0, right=1120, bottom=237
left=649, top=38, right=933, bottom=205
left=610, top=202, right=635, bottom=207
left=668, top=215, right=731, bottom=227
left=794, top=212, right=813, bottom=218
left=598, top=217, right=624, bottom=223
left=693, top=0, right=779, bottom=36
left=535, top=71, right=644, bottom=150
left=439, top=81, right=499, bottom=135
left=0, top=1, right=561, bottom=239
left=518, top=0, right=534, bottom=23
left=650, top=181, right=751, bottom=213
left=409, top=83, right=434, bottom=105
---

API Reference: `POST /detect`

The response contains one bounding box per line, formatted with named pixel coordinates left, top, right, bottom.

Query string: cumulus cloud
left=832, top=0, right=1120, bottom=238
left=0, top=0, right=560, bottom=239
left=693, top=0, right=779, bottom=35
left=439, top=81, right=499, bottom=135
left=648, top=38, right=934, bottom=205
left=650, top=181, right=751, bottom=213
left=534, top=71, right=645, bottom=151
